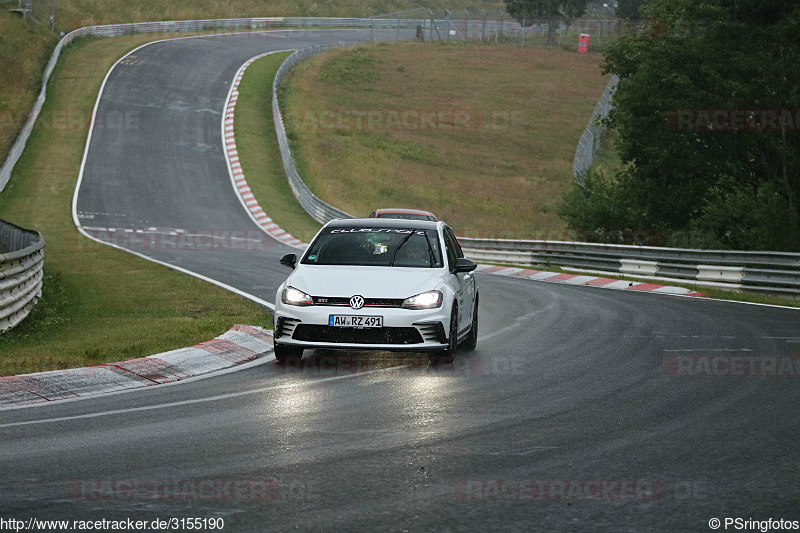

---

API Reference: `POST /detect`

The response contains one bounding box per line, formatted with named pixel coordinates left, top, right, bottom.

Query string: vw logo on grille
left=349, top=295, right=365, bottom=309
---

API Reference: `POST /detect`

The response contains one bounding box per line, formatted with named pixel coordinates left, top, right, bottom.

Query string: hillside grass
left=31, top=0, right=505, bottom=32
left=278, top=40, right=610, bottom=239
left=0, top=10, right=57, bottom=157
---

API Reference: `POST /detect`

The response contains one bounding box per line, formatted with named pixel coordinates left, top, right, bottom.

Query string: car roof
left=324, top=217, right=443, bottom=231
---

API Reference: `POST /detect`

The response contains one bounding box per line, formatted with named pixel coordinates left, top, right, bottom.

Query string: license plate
left=329, top=315, right=383, bottom=328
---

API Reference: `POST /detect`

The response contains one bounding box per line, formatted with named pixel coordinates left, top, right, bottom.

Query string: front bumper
left=274, top=303, right=450, bottom=352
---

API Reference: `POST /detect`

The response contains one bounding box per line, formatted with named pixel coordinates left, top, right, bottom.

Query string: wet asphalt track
left=1, top=29, right=799, bottom=532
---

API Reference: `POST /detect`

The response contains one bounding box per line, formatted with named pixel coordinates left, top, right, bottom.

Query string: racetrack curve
left=74, top=29, right=397, bottom=303
left=2, top=29, right=799, bottom=532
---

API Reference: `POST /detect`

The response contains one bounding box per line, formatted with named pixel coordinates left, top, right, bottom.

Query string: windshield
left=302, top=227, right=443, bottom=268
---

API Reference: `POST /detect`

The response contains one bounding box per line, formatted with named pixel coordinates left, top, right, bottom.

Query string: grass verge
left=0, top=34, right=271, bottom=377
left=0, top=10, right=57, bottom=157
left=234, top=52, right=322, bottom=244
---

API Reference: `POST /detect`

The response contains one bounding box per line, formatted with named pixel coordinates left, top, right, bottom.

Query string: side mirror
left=280, top=253, right=297, bottom=269
left=453, top=257, right=477, bottom=273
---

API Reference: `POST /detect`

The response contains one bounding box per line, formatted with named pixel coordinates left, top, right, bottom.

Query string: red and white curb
left=223, top=52, right=306, bottom=250
left=0, top=325, right=273, bottom=408
left=475, top=265, right=705, bottom=297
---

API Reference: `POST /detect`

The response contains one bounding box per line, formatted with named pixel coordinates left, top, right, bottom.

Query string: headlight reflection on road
left=265, top=384, right=321, bottom=415
left=264, top=351, right=475, bottom=417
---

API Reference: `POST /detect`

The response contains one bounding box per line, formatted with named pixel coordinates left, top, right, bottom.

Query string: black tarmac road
left=2, top=29, right=799, bottom=532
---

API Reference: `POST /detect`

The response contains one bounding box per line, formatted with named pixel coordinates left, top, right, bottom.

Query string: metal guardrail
left=271, top=28, right=422, bottom=223
left=272, top=42, right=362, bottom=224
left=0, top=219, right=44, bottom=331
left=460, top=238, right=800, bottom=298
left=573, top=74, right=618, bottom=184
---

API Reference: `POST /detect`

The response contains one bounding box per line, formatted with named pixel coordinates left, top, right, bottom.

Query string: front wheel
left=461, top=294, right=478, bottom=351
left=429, top=306, right=458, bottom=366
left=274, top=342, right=303, bottom=364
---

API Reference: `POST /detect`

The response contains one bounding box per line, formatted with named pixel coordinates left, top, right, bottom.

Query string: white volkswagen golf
left=274, top=218, right=478, bottom=364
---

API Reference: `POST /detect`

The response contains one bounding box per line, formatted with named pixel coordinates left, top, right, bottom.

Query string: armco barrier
left=460, top=238, right=800, bottom=298
left=0, top=219, right=45, bottom=331
left=272, top=42, right=362, bottom=223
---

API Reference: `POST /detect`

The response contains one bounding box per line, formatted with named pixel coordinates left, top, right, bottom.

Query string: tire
left=274, top=342, right=303, bottom=364
left=461, top=294, right=478, bottom=351
left=430, top=305, right=458, bottom=365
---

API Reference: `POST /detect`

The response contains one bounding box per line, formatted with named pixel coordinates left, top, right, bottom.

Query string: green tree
left=505, top=0, right=587, bottom=44
left=616, top=0, right=647, bottom=19
left=561, top=0, right=800, bottom=251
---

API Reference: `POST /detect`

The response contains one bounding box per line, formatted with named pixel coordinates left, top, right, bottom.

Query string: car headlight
left=281, top=286, right=313, bottom=306
left=402, top=290, right=443, bottom=310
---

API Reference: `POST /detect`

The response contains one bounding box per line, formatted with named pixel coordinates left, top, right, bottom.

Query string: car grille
left=311, top=296, right=404, bottom=308
left=292, top=325, right=423, bottom=344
